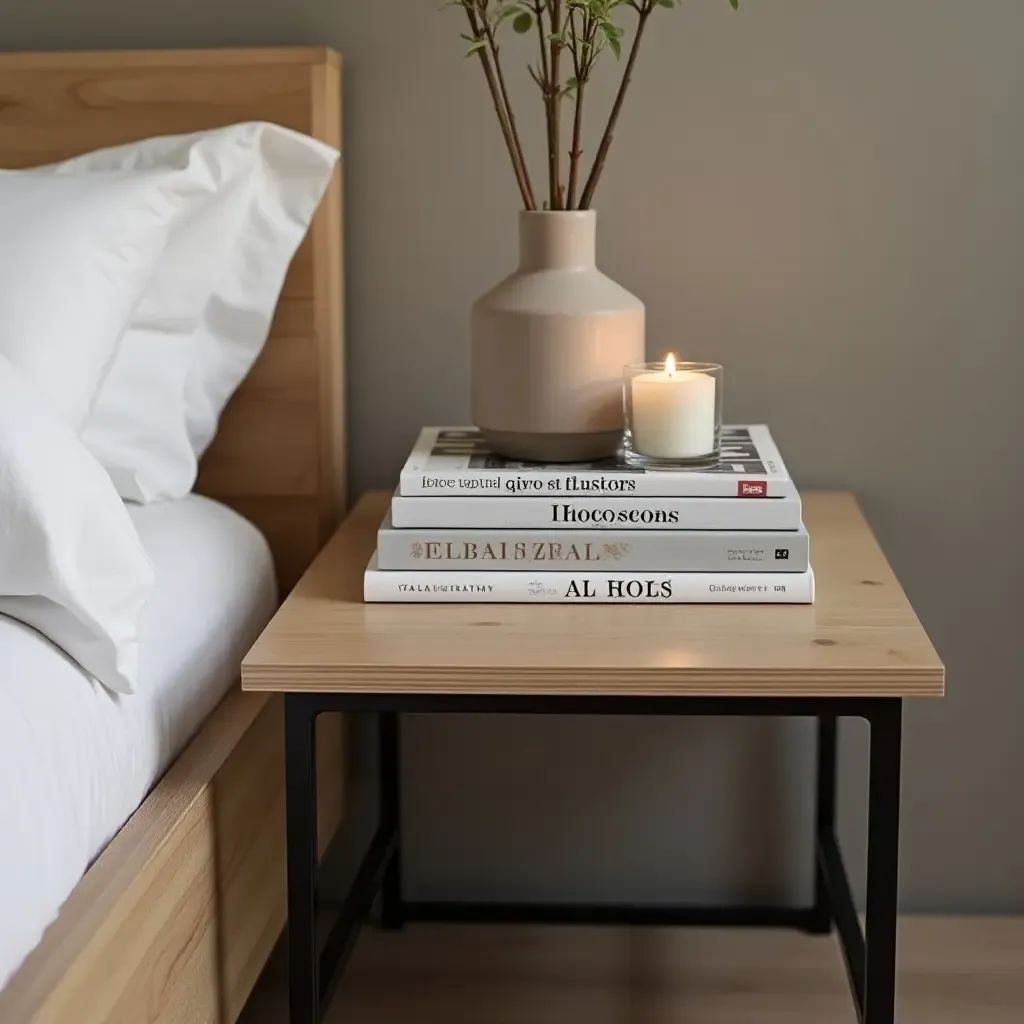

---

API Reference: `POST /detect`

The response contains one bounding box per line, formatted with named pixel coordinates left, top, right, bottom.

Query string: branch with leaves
left=449, top=0, right=738, bottom=211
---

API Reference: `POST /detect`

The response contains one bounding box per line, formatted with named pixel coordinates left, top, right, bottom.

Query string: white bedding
left=0, top=495, right=277, bottom=989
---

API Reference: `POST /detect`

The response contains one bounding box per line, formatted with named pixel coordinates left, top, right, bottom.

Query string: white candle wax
left=631, top=366, right=716, bottom=459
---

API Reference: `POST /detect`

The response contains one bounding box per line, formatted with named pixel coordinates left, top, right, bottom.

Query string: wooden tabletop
left=242, top=491, right=944, bottom=698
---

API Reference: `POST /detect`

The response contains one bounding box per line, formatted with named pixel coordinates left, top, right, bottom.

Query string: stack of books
left=364, top=425, right=813, bottom=604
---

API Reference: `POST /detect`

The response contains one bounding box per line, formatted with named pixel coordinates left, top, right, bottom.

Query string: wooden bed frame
left=0, top=47, right=346, bottom=1024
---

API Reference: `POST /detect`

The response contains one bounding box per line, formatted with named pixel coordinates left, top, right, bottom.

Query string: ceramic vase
left=471, top=210, right=645, bottom=462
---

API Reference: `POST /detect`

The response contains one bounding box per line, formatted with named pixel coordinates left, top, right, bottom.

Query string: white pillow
left=52, top=123, right=340, bottom=503
left=0, top=355, right=154, bottom=694
left=0, top=170, right=182, bottom=428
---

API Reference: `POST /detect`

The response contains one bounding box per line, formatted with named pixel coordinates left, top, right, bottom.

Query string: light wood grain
left=239, top=918, right=1024, bottom=1024
left=0, top=690, right=344, bottom=1024
left=0, top=47, right=347, bottom=1022
left=242, top=490, right=945, bottom=698
left=0, top=47, right=341, bottom=71
left=310, top=60, right=347, bottom=540
left=0, top=46, right=346, bottom=593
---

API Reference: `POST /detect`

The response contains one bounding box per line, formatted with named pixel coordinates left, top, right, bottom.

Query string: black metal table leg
left=285, top=695, right=320, bottom=1024
left=282, top=691, right=903, bottom=1024
left=863, top=700, right=903, bottom=1024
left=810, top=714, right=838, bottom=934
left=379, top=711, right=404, bottom=929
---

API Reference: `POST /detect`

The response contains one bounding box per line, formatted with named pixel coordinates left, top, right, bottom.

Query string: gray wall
left=4, top=0, right=1023, bottom=912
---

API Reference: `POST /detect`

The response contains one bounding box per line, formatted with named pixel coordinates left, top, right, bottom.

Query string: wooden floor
left=240, top=917, right=1024, bottom=1024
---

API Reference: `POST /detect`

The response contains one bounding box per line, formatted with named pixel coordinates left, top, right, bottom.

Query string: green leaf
left=598, top=20, right=624, bottom=59
left=657, top=0, right=678, bottom=7
left=730, top=0, right=739, bottom=8
left=464, top=38, right=488, bottom=56
left=495, top=4, right=522, bottom=24
left=513, top=10, right=533, bottom=33
left=602, top=22, right=622, bottom=58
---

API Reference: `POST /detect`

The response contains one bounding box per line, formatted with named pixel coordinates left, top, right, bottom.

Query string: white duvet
left=0, top=495, right=276, bottom=990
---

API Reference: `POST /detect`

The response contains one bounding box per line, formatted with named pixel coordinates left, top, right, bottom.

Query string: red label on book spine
left=737, top=480, right=767, bottom=497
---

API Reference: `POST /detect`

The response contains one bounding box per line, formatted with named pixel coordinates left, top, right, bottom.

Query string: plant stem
left=577, top=0, right=654, bottom=210
left=531, top=2, right=555, bottom=209
left=548, top=0, right=564, bottom=209
left=480, top=7, right=536, bottom=210
left=567, top=79, right=585, bottom=209
left=532, top=1, right=551, bottom=98
left=565, top=6, right=593, bottom=210
left=464, top=4, right=535, bottom=209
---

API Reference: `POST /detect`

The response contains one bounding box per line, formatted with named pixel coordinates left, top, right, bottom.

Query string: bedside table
left=242, top=490, right=944, bottom=1024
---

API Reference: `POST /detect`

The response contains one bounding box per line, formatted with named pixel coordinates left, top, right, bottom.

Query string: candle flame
left=665, top=353, right=677, bottom=376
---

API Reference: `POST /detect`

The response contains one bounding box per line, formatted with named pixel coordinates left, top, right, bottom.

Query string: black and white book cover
left=399, top=425, right=794, bottom=498
left=364, top=555, right=815, bottom=605
left=390, top=489, right=803, bottom=532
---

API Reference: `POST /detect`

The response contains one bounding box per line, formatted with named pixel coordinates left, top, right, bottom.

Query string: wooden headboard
left=0, top=47, right=345, bottom=592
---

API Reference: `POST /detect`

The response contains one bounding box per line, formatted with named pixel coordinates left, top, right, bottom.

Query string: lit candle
left=630, top=354, right=717, bottom=459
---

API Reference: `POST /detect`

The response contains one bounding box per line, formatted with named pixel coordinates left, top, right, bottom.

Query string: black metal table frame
left=284, top=692, right=902, bottom=1024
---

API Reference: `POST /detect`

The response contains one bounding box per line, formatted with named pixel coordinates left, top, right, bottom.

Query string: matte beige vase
left=471, top=211, right=645, bottom=462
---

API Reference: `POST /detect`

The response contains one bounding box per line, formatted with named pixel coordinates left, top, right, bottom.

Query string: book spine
left=399, top=469, right=794, bottom=498
left=365, top=567, right=815, bottom=604
left=389, top=494, right=802, bottom=531
left=377, top=527, right=810, bottom=572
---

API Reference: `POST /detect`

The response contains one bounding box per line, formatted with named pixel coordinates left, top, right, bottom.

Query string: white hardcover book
left=399, top=425, right=794, bottom=498
left=364, top=555, right=815, bottom=604
left=390, top=490, right=803, bottom=531
left=377, top=511, right=811, bottom=572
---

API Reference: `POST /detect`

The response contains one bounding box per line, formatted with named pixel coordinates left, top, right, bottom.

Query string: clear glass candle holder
left=623, top=359, right=723, bottom=468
